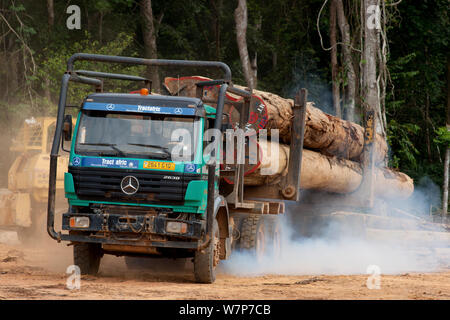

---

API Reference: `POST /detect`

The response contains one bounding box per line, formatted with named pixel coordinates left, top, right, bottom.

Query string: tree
left=336, top=0, right=356, bottom=122
left=140, top=0, right=160, bottom=92
left=234, top=0, right=257, bottom=89
left=211, top=0, right=223, bottom=60
left=443, top=57, right=450, bottom=217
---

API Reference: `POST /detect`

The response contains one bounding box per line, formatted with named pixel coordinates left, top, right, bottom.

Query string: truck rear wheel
left=240, top=214, right=266, bottom=262
left=194, top=219, right=219, bottom=283
left=73, top=242, right=102, bottom=275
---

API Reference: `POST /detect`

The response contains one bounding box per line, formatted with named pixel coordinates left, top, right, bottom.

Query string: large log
left=164, top=76, right=388, bottom=163
left=232, top=140, right=413, bottom=200
left=236, top=86, right=388, bottom=164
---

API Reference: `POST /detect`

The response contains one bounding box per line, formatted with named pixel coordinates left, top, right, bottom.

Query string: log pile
left=163, top=76, right=414, bottom=200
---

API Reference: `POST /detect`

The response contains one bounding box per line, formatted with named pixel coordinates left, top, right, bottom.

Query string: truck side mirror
left=63, top=115, right=72, bottom=141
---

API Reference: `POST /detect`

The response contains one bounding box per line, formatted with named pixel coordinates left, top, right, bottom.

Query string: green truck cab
left=47, top=54, right=306, bottom=283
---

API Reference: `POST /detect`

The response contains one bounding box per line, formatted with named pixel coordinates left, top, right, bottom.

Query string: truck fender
left=213, top=195, right=231, bottom=260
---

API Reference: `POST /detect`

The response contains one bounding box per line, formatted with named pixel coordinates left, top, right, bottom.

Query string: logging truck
left=47, top=54, right=449, bottom=284
left=47, top=54, right=306, bottom=283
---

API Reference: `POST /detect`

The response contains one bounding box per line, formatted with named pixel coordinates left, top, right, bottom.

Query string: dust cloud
left=220, top=185, right=450, bottom=277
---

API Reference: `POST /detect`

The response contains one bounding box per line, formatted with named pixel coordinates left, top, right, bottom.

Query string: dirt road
left=0, top=231, right=449, bottom=300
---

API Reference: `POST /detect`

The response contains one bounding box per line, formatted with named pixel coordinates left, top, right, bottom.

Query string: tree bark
left=99, top=11, right=103, bottom=44
left=358, top=0, right=381, bottom=207
left=211, top=0, right=222, bottom=60
left=163, top=76, right=388, bottom=163
left=47, top=0, right=54, bottom=29
left=330, top=0, right=341, bottom=118
left=245, top=86, right=388, bottom=163
left=234, top=0, right=257, bottom=89
left=336, top=0, right=356, bottom=122
left=443, top=148, right=449, bottom=216
left=444, top=56, right=450, bottom=217
left=237, top=140, right=413, bottom=200
left=362, top=0, right=381, bottom=136
left=140, top=0, right=160, bottom=92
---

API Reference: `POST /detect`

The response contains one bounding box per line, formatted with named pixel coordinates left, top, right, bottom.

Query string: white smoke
left=220, top=183, right=450, bottom=277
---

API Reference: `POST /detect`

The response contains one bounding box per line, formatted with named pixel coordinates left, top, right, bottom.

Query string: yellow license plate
left=143, top=161, right=176, bottom=171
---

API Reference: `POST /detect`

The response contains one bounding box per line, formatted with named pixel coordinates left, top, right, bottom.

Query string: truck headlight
left=166, top=221, right=187, bottom=234
left=69, top=216, right=90, bottom=228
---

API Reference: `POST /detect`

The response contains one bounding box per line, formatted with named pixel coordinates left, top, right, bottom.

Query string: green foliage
left=387, top=119, right=420, bottom=169
left=434, top=127, right=450, bottom=148
left=37, top=32, right=145, bottom=104
left=385, top=0, right=449, bottom=187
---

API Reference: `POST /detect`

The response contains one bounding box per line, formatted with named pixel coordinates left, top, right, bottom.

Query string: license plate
left=143, top=161, right=176, bottom=171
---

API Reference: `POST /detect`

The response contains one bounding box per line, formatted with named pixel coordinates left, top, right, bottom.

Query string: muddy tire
left=240, top=214, right=266, bottom=262
left=73, top=242, right=102, bottom=275
left=194, top=219, right=220, bottom=283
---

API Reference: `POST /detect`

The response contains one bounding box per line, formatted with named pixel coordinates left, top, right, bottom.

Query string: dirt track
left=0, top=231, right=449, bottom=300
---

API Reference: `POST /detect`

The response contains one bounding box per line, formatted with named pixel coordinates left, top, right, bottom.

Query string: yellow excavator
left=0, top=117, right=71, bottom=242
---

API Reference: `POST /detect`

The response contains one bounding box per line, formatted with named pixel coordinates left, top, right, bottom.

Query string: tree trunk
left=234, top=0, right=257, bottom=89
left=245, top=86, right=388, bottom=163
left=98, top=11, right=103, bottom=44
left=358, top=0, right=381, bottom=207
left=7, top=37, right=18, bottom=97
left=140, top=0, right=160, bottom=92
left=330, top=0, right=341, bottom=118
left=163, top=76, right=388, bottom=163
left=47, top=0, right=54, bottom=29
left=444, top=56, right=450, bottom=217
left=237, top=140, right=413, bottom=200
left=211, top=0, right=222, bottom=60
left=443, top=148, right=449, bottom=216
left=362, top=0, right=382, bottom=136
left=336, top=0, right=356, bottom=122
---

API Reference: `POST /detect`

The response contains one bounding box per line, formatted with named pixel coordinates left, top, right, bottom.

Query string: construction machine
left=0, top=117, right=71, bottom=241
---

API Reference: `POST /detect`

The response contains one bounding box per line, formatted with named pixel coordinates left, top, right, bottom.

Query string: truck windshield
left=75, top=111, right=200, bottom=161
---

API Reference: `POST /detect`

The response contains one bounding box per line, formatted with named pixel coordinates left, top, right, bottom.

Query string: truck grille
left=69, top=166, right=202, bottom=206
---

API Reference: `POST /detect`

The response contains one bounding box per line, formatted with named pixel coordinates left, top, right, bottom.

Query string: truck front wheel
left=194, top=219, right=220, bottom=283
left=73, top=242, right=102, bottom=275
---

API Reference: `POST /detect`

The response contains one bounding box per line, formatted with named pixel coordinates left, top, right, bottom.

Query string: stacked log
left=234, top=85, right=388, bottom=164
left=243, top=140, right=413, bottom=199
left=164, top=76, right=413, bottom=200
left=164, top=77, right=387, bottom=163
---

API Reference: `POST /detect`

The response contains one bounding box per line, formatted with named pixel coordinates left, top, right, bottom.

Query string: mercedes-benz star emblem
left=120, top=176, right=139, bottom=195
